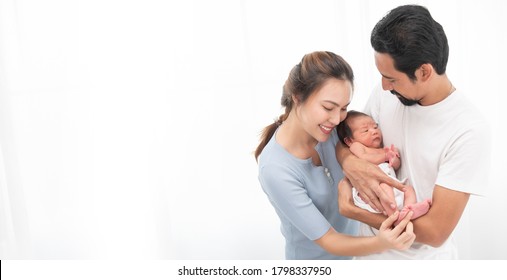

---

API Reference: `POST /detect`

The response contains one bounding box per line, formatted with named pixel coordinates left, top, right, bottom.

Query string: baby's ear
left=344, top=137, right=353, bottom=147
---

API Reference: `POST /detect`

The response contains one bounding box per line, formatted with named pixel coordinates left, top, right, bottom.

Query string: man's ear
left=344, top=137, right=353, bottom=147
left=417, top=63, right=433, bottom=82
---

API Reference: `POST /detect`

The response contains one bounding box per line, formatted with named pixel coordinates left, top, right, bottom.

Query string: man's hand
left=336, top=141, right=406, bottom=213
left=345, top=155, right=406, bottom=213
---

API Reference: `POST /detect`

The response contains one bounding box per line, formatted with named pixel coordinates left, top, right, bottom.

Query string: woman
left=255, top=51, right=415, bottom=260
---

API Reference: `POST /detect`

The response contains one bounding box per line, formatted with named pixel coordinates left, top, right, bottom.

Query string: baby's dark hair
left=336, top=110, right=371, bottom=145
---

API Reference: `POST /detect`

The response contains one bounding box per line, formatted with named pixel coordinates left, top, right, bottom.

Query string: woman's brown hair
left=254, top=51, right=354, bottom=161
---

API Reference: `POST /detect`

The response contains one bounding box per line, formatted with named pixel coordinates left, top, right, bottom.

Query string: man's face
left=374, top=52, right=420, bottom=106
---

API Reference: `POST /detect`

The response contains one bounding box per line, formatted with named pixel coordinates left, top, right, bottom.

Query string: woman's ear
left=292, top=94, right=299, bottom=105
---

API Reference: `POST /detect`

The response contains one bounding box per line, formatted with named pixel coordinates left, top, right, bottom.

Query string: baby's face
left=349, top=115, right=383, bottom=148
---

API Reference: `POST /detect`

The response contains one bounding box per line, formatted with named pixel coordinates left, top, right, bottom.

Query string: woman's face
left=296, top=78, right=352, bottom=143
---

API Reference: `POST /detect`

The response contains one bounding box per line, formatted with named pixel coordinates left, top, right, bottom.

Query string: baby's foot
left=395, top=199, right=432, bottom=225
left=408, top=199, right=432, bottom=219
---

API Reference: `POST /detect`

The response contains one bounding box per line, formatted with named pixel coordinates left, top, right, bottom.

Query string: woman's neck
left=276, top=113, right=318, bottom=159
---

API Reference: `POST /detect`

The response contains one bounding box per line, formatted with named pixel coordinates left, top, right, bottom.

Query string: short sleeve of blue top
left=258, top=128, right=359, bottom=260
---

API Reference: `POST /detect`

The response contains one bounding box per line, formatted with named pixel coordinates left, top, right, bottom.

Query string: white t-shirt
left=355, top=84, right=491, bottom=259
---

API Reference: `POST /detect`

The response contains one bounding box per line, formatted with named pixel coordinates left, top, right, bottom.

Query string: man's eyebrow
left=381, top=73, right=395, bottom=80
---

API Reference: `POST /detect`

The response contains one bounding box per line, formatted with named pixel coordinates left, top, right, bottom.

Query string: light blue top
left=258, top=128, right=359, bottom=260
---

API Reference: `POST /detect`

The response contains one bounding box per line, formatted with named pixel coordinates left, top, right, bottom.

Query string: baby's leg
left=402, top=185, right=417, bottom=206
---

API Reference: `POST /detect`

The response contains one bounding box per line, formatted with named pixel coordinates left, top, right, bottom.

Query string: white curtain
left=0, top=0, right=505, bottom=259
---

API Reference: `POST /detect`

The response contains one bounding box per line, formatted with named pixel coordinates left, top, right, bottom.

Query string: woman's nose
left=330, top=112, right=342, bottom=125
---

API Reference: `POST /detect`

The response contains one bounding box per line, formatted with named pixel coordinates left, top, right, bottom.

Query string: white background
left=0, top=0, right=506, bottom=259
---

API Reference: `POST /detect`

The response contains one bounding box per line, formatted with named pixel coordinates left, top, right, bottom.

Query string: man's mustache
left=390, top=90, right=419, bottom=106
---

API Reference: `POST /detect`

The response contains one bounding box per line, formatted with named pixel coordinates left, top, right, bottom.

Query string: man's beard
left=390, top=90, right=419, bottom=106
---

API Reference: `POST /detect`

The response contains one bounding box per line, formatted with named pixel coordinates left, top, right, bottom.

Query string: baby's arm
left=349, top=142, right=389, bottom=165
left=384, top=144, right=401, bottom=170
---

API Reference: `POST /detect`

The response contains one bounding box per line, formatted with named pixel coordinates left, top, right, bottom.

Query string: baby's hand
left=389, top=144, right=400, bottom=158
left=384, top=145, right=400, bottom=167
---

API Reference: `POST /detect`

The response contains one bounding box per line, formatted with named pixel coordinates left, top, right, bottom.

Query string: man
left=336, top=4, right=490, bottom=259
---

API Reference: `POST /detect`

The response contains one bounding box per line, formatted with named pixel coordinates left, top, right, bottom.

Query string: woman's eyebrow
left=323, top=100, right=350, bottom=107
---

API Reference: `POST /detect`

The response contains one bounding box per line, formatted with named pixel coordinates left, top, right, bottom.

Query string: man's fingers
left=358, top=189, right=382, bottom=213
left=380, top=175, right=406, bottom=192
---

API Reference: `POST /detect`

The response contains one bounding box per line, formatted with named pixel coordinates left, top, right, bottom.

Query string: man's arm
left=411, top=185, right=470, bottom=247
left=340, top=179, right=469, bottom=248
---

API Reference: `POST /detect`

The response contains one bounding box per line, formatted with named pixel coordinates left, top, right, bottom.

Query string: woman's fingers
left=397, top=222, right=416, bottom=250
left=380, top=211, right=399, bottom=230
left=391, top=211, right=414, bottom=236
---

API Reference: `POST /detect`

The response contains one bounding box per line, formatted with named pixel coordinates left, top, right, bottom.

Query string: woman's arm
left=337, top=178, right=385, bottom=228
left=336, top=141, right=405, bottom=213
left=315, top=210, right=415, bottom=256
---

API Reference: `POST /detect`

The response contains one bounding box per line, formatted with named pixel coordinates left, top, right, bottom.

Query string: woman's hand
left=377, top=211, right=416, bottom=251
left=337, top=178, right=355, bottom=218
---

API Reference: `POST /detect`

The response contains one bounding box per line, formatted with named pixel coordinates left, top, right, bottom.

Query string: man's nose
left=381, top=78, right=393, bottom=91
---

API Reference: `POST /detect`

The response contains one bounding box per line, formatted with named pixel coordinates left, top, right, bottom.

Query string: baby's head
left=336, top=110, right=383, bottom=148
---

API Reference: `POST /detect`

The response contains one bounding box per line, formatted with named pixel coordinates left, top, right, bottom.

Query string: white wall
left=0, top=0, right=506, bottom=259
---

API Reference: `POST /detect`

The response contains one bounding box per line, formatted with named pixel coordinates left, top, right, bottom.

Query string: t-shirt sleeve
left=259, top=164, right=331, bottom=241
left=436, top=120, right=491, bottom=196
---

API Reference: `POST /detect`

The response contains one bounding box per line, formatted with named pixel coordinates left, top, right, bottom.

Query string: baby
left=337, top=110, right=431, bottom=224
